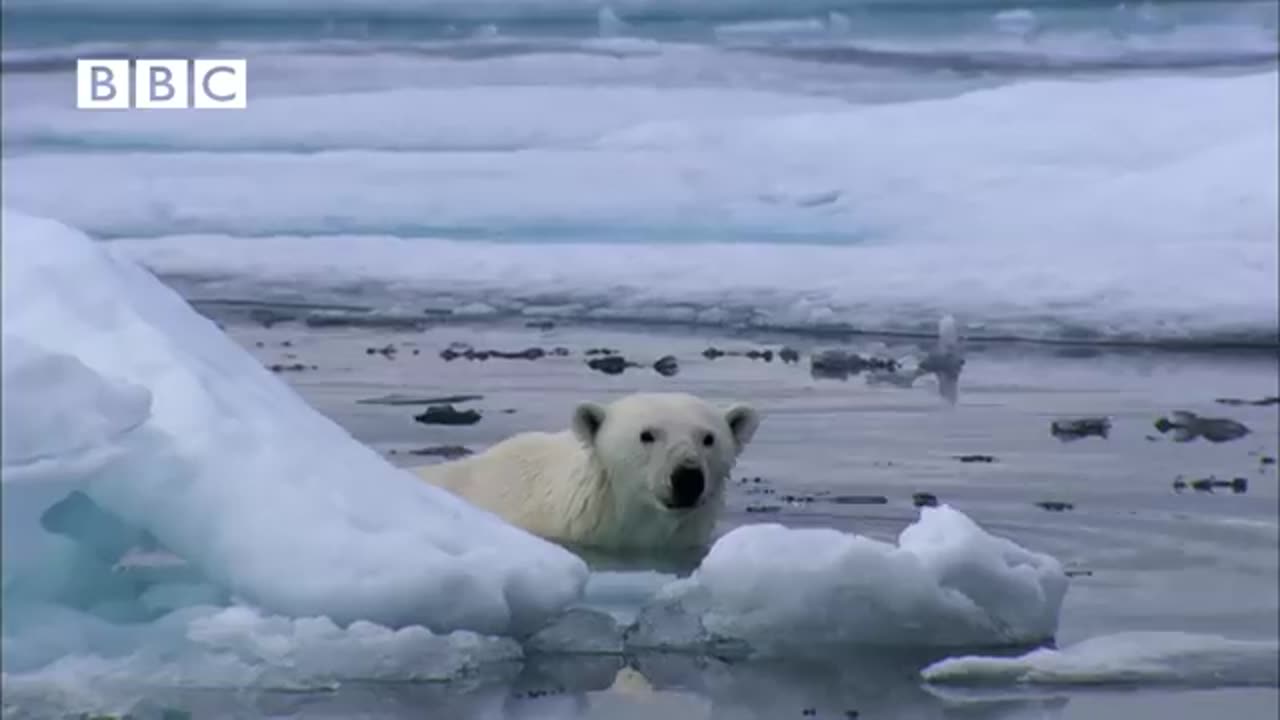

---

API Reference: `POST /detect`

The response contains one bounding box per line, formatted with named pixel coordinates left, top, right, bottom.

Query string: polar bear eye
left=702, top=432, right=715, bottom=447
left=639, top=430, right=656, bottom=444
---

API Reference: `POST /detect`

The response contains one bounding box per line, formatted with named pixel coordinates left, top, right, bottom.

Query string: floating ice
left=0, top=208, right=588, bottom=635
left=475, top=506, right=1070, bottom=659
left=1, top=603, right=521, bottom=718
left=579, top=570, right=678, bottom=626
left=526, top=608, right=625, bottom=655
left=628, top=506, right=1069, bottom=655
left=921, top=631, right=1280, bottom=687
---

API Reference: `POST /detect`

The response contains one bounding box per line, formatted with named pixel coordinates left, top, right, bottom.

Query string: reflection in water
left=861, top=314, right=967, bottom=404
left=914, top=314, right=966, bottom=406
left=123, top=650, right=1072, bottom=719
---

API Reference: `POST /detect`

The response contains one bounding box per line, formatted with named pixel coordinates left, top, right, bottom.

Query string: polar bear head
left=572, top=392, right=760, bottom=513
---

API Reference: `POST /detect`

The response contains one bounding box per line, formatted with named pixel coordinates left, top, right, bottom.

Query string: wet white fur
left=412, top=392, right=760, bottom=550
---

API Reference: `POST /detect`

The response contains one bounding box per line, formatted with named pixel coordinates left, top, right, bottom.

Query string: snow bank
left=627, top=506, right=1069, bottom=655
left=921, top=631, right=1280, bottom=687
left=0, top=208, right=587, bottom=635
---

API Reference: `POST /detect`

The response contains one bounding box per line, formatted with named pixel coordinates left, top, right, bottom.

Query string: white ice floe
left=627, top=505, right=1069, bottom=655
left=521, top=506, right=1070, bottom=659
left=921, top=631, right=1280, bottom=687
left=0, top=208, right=588, bottom=635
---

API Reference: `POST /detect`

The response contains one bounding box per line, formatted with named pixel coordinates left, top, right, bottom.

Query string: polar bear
left=412, top=392, right=760, bottom=551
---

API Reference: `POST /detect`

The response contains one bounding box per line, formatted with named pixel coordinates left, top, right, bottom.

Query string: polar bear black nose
left=669, top=465, right=705, bottom=509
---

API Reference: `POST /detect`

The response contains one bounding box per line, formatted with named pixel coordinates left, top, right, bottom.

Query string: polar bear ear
left=572, top=402, right=608, bottom=445
left=725, top=404, right=760, bottom=449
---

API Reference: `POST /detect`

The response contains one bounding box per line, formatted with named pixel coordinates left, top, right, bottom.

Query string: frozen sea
left=1, top=0, right=1278, bottom=718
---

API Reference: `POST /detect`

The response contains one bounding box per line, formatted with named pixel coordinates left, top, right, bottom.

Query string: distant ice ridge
left=9, top=72, right=1274, bottom=247
left=5, top=0, right=1276, bottom=32
left=0, top=207, right=590, bottom=636
left=2, top=84, right=852, bottom=153
left=7, top=69, right=1276, bottom=346
left=0, top=0, right=857, bottom=18
left=921, top=631, right=1280, bottom=688
left=113, top=230, right=1279, bottom=347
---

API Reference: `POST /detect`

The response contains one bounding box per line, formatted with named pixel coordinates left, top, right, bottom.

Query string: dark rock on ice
left=1050, top=417, right=1111, bottom=441
left=1214, top=396, right=1279, bottom=407
left=653, top=355, right=679, bottom=377
left=1154, top=411, right=1250, bottom=443
left=359, top=393, right=484, bottom=406
left=826, top=495, right=888, bottom=505
left=414, top=404, right=482, bottom=426
left=408, top=445, right=475, bottom=459
left=587, top=355, right=638, bottom=375
left=912, top=492, right=939, bottom=508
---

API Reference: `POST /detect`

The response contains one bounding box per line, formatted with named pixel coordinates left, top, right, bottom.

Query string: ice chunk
left=529, top=571, right=679, bottom=655
left=1, top=604, right=520, bottom=718
left=921, top=631, right=1280, bottom=687
left=0, top=208, right=587, bottom=635
left=525, top=608, right=624, bottom=655
left=578, top=570, right=678, bottom=626
left=630, top=506, right=1068, bottom=655
left=625, top=584, right=753, bottom=659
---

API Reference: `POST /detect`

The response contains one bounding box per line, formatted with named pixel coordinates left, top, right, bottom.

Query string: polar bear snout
left=667, top=463, right=706, bottom=509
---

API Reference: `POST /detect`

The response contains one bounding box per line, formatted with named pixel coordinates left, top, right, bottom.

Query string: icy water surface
left=207, top=317, right=1279, bottom=719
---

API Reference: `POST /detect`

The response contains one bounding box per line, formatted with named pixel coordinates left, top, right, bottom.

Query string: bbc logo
left=76, top=59, right=247, bottom=110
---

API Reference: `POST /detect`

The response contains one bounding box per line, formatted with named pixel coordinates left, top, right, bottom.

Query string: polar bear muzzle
left=667, top=463, right=706, bottom=509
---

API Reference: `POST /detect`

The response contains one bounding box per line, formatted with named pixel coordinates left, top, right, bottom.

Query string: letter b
left=92, top=67, right=116, bottom=100
left=76, top=59, right=130, bottom=109
left=135, top=60, right=189, bottom=109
